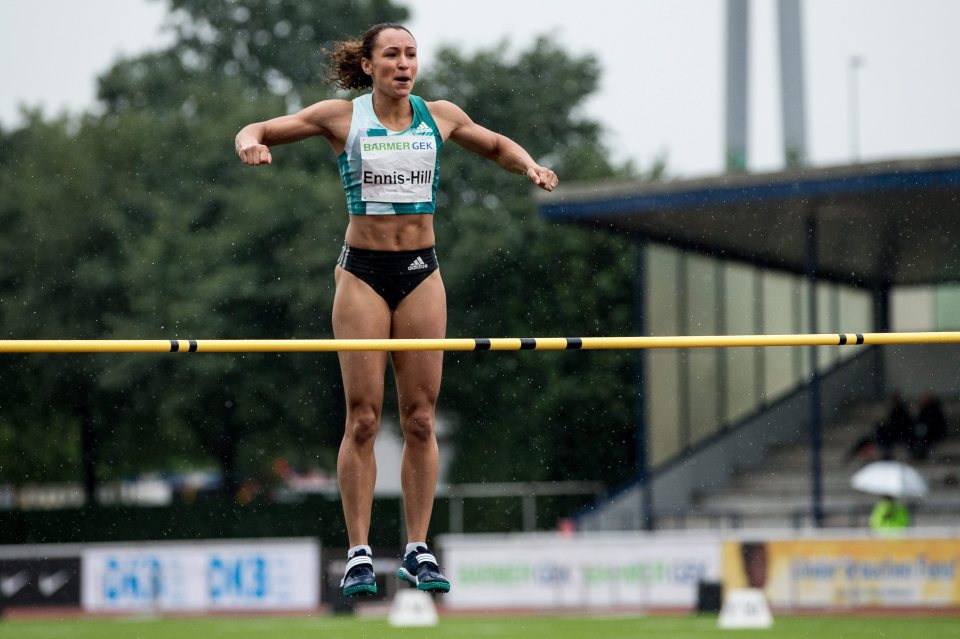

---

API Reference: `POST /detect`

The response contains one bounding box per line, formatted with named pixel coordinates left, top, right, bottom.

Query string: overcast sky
left=2, top=0, right=959, bottom=178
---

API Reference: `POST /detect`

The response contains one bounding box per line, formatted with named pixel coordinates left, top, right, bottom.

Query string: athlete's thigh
left=391, top=271, right=446, bottom=406
left=333, top=267, right=392, bottom=402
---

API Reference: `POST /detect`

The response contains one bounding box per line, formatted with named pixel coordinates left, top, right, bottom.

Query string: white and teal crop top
left=338, top=93, right=443, bottom=215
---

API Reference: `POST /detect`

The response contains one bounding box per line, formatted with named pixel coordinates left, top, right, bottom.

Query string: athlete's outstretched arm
left=430, top=100, right=558, bottom=191
left=235, top=99, right=352, bottom=165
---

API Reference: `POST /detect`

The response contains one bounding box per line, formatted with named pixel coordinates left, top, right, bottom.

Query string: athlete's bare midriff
left=343, top=214, right=436, bottom=251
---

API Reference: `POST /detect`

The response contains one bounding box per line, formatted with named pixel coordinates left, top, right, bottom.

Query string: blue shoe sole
left=343, top=583, right=377, bottom=597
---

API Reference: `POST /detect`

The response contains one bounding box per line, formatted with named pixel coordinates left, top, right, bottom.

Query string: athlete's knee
left=344, top=405, right=381, bottom=446
left=400, top=406, right=436, bottom=444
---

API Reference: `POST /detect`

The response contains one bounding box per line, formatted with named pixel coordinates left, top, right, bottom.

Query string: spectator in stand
left=847, top=392, right=915, bottom=463
left=910, top=392, right=949, bottom=461
left=869, top=494, right=910, bottom=535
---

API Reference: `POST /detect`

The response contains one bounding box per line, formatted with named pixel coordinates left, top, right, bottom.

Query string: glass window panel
left=647, top=350, right=681, bottom=466
left=891, top=286, right=934, bottom=331
left=646, top=244, right=680, bottom=335
left=818, top=282, right=839, bottom=371
left=763, top=271, right=798, bottom=399
left=724, top=262, right=757, bottom=421
left=645, top=244, right=682, bottom=466
left=689, top=349, right=720, bottom=444
left=684, top=255, right=721, bottom=444
left=686, top=254, right=718, bottom=336
left=935, top=284, right=960, bottom=329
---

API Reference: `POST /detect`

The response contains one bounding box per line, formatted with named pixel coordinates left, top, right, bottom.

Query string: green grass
left=3, top=613, right=960, bottom=639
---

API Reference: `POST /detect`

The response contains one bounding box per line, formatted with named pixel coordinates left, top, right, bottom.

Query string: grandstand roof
left=539, top=155, right=960, bottom=288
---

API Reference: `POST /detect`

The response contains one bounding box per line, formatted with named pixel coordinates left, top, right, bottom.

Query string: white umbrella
left=851, top=461, right=928, bottom=498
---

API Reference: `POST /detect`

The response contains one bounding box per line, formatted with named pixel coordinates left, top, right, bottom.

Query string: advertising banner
left=441, top=533, right=720, bottom=609
left=81, top=539, right=319, bottom=612
left=0, top=557, right=81, bottom=608
left=722, top=537, right=960, bottom=608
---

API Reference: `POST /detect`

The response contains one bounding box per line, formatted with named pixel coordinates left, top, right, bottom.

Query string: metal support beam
left=805, top=212, right=825, bottom=527
left=634, top=240, right=653, bottom=530
left=872, top=284, right=891, bottom=398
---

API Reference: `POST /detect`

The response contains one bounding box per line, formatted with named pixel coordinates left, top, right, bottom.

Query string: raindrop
left=297, top=25, right=314, bottom=41
left=254, top=30, right=272, bottom=47
left=274, top=20, right=291, bottom=38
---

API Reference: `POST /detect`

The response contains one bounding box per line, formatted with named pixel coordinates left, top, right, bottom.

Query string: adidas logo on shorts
left=407, top=256, right=429, bottom=271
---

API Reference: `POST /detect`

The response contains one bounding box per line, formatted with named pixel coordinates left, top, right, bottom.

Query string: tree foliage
left=100, top=0, right=408, bottom=115
left=418, top=40, right=639, bottom=484
left=0, top=1, right=651, bottom=510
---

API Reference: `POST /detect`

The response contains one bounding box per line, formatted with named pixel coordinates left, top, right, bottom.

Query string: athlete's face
left=363, top=28, right=418, bottom=97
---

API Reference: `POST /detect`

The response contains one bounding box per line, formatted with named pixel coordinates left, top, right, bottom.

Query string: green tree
left=85, top=2, right=642, bottom=495
left=0, top=114, right=129, bottom=492
left=99, top=0, right=409, bottom=115
left=89, top=75, right=350, bottom=492
left=63, top=0, right=417, bottom=493
left=416, top=39, right=640, bottom=488
left=0, top=2, right=653, bottom=517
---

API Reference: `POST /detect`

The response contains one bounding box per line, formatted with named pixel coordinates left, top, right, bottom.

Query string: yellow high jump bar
left=0, top=332, right=958, bottom=353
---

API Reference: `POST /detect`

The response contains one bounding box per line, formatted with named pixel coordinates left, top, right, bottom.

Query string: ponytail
left=326, top=23, right=413, bottom=91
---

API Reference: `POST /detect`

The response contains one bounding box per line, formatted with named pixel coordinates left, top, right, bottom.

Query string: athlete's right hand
left=237, top=142, right=272, bottom=166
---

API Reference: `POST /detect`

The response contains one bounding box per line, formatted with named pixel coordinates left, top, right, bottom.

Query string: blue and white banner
left=81, top=539, right=319, bottom=612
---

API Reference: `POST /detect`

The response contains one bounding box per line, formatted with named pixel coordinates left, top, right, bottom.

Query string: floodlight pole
left=779, top=0, right=807, bottom=167
left=848, top=56, right=865, bottom=162
left=725, top=0, right=750, bottom=172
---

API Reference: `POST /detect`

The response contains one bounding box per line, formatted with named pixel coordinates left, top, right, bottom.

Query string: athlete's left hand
left=527, top=166, right=559, bottom=192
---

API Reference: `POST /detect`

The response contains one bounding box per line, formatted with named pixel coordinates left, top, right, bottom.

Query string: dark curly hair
left=326, top=23, right=414, bottom=90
